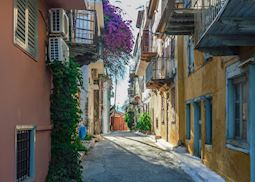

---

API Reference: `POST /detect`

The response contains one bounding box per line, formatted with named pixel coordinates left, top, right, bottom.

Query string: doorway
left=194, top=102, right=202, bottom=158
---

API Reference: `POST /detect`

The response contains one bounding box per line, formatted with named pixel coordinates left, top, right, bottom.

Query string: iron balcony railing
left=141, top=30, right=154, bottom=54
left=70, top=10, right=98, bottom=45
left=145, top=57, right=176, bottom=86
left=155, top=0, right=195, bottom=36
left=194, top=0, right=227, bottom=43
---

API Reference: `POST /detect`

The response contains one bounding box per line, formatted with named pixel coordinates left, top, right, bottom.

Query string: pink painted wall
left=0, top=0, right=52, bottom=181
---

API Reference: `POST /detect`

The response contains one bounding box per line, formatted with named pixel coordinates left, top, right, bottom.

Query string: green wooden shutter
left=27, top=0, right=38, bottom=57
left=15, top=0, right=38, bottom=58
left=15, top=0, right=27, bottom=46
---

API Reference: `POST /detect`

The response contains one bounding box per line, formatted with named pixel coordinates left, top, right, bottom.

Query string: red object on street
left=111, top=112, right=128, bottom=131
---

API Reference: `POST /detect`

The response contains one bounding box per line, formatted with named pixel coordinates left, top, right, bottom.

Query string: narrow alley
left=1, top=0, right=255, bottom=181
left=82, top=132, right=193, bottom=182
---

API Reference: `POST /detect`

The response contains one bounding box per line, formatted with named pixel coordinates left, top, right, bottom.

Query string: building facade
left=0, top=0, right=104, bottom=181
left=130, top=0, right=255, bottom=181
left=0, top=0, right=90, bottom=182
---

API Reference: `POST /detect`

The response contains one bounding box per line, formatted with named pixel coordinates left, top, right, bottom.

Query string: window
left=186, top=104, right=191, bottom=139
left=156, top=118, right=159, bottom=128
left=171, top=87, right=176, bottom=124
left=184, top=0, right=192, bottom=8
left=205, top=98, right=212, bottom=145
left=227, top=66, right=249, bottom=149
left=187, top=37, right=195, bottom=74
left=233, top=76, right=248, bottom=141
left=161, top=96, right=165, bottom=124
left=14, top=0, right=38, bottom=58
left=73, top=10, right=95, bottom=44
left=16, top=126, right=35, bottom=182
left=204, top=52, right=212, bottom=62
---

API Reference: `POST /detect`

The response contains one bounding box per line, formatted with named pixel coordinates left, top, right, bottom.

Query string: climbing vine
left=46, top=58, right=83, bottom=182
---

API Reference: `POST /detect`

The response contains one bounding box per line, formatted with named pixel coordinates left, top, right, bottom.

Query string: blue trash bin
left=79, top=124, right=87, bottom=140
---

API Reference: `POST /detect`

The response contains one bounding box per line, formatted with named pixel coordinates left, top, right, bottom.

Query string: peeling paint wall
left=87, top=61, right=104, bottom=134
left=180, top=36, right=250, bottom=182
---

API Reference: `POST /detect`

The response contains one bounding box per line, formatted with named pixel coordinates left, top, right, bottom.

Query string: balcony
left=157, top=0, right=196, bottom=36
left=69, top=10, right=99, bottom=65
left=145, top=57, right=175, bottom=89
left=46, top=0, right=87, bottom=10
left=195, top=0, right=255, bottom=56
left=141, top=30, right=157, bottom=62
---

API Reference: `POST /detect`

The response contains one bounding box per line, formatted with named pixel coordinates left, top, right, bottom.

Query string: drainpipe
left=250, top=63, right=255, bottom=182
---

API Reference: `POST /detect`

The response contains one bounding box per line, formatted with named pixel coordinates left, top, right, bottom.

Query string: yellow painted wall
left=180, top=36, right=250, bottom=182
left=148, top=36, right=185, bottom=146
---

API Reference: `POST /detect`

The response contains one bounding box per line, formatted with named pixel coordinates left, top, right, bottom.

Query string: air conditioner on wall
left=49, top=8, right=69, bottom=40
left=48, top=37, right=69, bottom=63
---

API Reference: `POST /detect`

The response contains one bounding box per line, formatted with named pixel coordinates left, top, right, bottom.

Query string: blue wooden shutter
left=186, top=104, right=191, bottom=139
left=205, top=98, right=212, bottom=144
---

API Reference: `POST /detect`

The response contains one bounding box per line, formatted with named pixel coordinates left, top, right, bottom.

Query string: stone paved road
left=82, top=132, right=194, bottom=182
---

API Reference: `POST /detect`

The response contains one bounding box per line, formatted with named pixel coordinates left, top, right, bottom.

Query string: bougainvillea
left=103, top=0, right=134, bottom=77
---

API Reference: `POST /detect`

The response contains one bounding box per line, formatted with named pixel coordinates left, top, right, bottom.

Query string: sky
left=109, top=0, right=147, bottom=108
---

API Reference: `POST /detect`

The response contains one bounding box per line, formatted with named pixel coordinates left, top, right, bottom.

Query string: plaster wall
left=0, top=0, right=51, bottom=181
left=181, top=36, right=250, bottom=182
left=87, top=61, right=104, bottom=134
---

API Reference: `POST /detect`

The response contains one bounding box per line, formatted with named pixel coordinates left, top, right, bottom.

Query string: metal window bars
left=16, top=130, right=31, bottom=182
left=70, top=10, right=97, bottom=45
left=146, top=57, right=176, bottom=85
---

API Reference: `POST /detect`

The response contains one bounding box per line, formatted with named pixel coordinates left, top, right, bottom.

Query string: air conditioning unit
left=48, top=37, right=69, bottom=63
left=49, top=8, right=69, bottom=40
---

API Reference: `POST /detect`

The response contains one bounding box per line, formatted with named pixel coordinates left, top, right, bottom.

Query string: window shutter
left=15, top=0, right=27, bottom=46
left=14, top=0, right=38, bottom=58
left=27, top=0, right=38, bottom=56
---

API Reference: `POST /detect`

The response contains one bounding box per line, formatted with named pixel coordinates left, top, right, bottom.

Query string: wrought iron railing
left=145, top=57, right=176, bottom=85
left=194, top=0, right=227, bottom=43
left=70, top=10, right=98, bottom=45
left=141, top=30, right=154, bottom=53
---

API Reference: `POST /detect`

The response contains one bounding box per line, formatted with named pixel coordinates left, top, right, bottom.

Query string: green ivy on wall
left=46, top=58, right=83, bottom=182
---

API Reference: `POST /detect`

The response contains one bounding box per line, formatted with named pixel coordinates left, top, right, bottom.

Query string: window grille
left=16, top=130, right=31, bottom=182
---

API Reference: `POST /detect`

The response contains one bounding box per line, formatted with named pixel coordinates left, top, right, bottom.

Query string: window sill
left=17, top=176, right=35, bottom=182
left=226, top=143, right=249, bottom=154
left=14, top=42, right=38, bottom=62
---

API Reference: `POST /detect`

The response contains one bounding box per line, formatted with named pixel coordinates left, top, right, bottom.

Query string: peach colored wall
left=0, top=0, right=51, bottom=181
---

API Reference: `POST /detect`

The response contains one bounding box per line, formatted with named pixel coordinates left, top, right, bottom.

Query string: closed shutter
left=15, top=0, right=26, bottom=46
left=14, top=0, right=38, bottom=58
left=27, top=0, right=38, bottom=56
